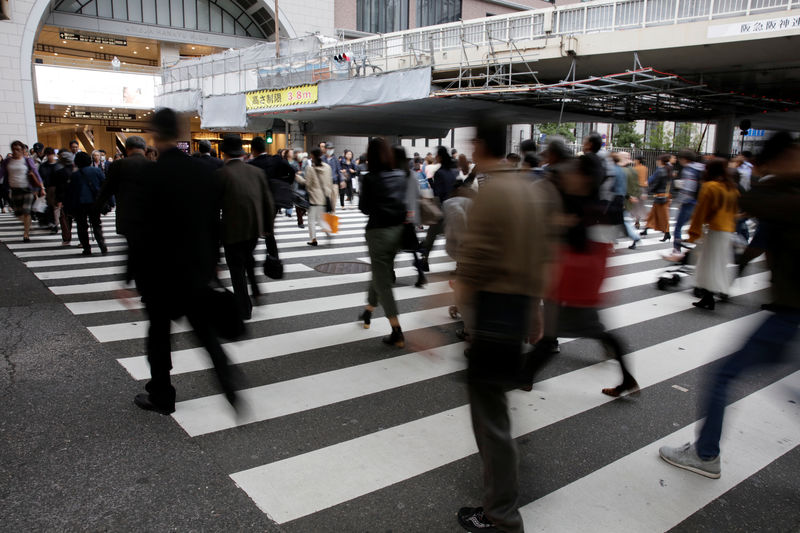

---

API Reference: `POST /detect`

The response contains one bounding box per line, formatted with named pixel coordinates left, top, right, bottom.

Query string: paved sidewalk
left=0, top=241, right=281, bottom=531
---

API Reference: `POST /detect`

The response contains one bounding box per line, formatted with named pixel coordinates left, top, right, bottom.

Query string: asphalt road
left=1, top=208, right=798, bottom=533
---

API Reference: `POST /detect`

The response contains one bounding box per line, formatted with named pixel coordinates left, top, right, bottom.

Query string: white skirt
left=694, top=229, right=734, bottom=294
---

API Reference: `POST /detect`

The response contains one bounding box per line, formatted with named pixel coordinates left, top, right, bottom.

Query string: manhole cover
left=314, top=261, right=371, bottom=274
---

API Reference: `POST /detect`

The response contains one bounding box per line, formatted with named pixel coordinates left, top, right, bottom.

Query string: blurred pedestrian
left=249, top=137, right=292, bottom=261
left=219, top=134, right=274, bottom=319
left=632, top=156, right=649, bottom=227
left=65, top=152, right=107, bottom=256
left=358, top=138, right=408, bottom=347
left=132, top=108, right=241, bottom=416
left=340, top=149, right=357, bottom=208
left=687, top=158, right=739, bottom=310
left=95, top=136, right=152, bottom=282
left=393, top=145, right=426, bottom=288
left=420, top=146, right=459, bottom=270
left=640, top=154, right=672, bottom=241
left=665, top=150, right=704, bottom=261
left=54, top=150, right=75, bottom=244
left=1, top=140, right=45, bottom=242
left=659, top=132, right=799, bottom=479
left=197, top=140, right=224, bottom=170
left=455, top=119, right=559, bottom=533
left=38, top=147, right=60, bottom=232
left=296, top=148, right=334, bottom=246
left=611, top=152, right=641, bottom=249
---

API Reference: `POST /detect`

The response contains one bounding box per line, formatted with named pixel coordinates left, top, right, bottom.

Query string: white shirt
left=6, top=158, right=29, bottom=189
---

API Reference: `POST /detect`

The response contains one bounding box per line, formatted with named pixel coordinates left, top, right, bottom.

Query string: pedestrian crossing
left=0, top=208, right=795, bottom=532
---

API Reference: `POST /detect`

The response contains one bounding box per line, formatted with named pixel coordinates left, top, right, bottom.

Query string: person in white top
left=295, top=148, right=334, bottom=246
left=0, top=140, right=45, bottom=242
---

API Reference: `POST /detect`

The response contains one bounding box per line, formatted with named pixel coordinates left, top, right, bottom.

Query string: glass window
left=357, top=0, right=409, bottom=34
left=417, top=0, right=461, bottom=27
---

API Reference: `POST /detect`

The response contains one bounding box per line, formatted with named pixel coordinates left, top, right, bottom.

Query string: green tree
left=612, top=122, right=643, bottom=148
left=538, top=122, right=576, bottom=143
left=672, top=123, right=694, bottom=150
left=646, top=122, right=673, bottom=151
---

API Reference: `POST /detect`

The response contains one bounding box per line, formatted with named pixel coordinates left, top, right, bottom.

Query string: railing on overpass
left=157, top=0, right=800, bottom=100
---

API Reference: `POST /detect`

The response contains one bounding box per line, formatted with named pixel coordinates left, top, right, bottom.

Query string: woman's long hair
left=310, top=147, right=323, bottom=167
left=437, top=146, right=456, bottom=169
left=367, top=138, right=393, bottom=173
left=392, top=145, right=410, bottom=175
left=704, top=158, right=737, bottom=189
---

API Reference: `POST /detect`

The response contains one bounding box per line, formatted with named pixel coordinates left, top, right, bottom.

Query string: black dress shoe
left=692, top=293, right=716, bottom=310
left=382, top=327, right=405, bottom=348
left=134, top=393, right=175, bottom=415
left=660, top=232, right=671, bottom=242
left=639, top=229, right=648, bottom=236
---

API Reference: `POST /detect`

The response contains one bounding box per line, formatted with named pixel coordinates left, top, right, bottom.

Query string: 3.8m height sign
left=246, top=84, right=318, bottom=111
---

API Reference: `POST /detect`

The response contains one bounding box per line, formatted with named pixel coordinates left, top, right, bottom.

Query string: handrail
left=156, top=0, right=800, bottom=99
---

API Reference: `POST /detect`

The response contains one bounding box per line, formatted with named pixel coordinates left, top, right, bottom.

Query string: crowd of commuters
left=1, top=113, right=797, bottom=533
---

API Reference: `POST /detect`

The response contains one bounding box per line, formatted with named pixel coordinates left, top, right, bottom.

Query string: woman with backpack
left=65, top=151, right=107, bottom=255
left=358, top=138, right=409, bottom=348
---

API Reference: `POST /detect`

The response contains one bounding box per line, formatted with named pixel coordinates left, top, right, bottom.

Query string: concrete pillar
left=713, top=115, right=736, bottom=157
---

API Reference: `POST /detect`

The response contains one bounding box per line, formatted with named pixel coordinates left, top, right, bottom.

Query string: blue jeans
left=673, top=201, right=695, bottom=252
left=623, top=210, right=640, bottom=242
left=696, top=311, right=800, bottom=459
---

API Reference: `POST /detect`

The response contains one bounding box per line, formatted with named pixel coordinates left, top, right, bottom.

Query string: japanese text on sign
left=246, top=84, right=318, bottom=111
left=707, top=15, right=800, bottom=38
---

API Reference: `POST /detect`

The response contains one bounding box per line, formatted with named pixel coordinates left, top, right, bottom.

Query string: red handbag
left=549, top=241, right=612, bottom=307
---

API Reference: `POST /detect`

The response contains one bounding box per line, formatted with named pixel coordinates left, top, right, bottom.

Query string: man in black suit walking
left=218, top=134, right=274, bottom=319
left=96, top=136, right=152, bottom=285
left=132, top=109, right=240, bottom=415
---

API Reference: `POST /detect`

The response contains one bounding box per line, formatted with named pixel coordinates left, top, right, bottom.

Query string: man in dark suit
left=248, top=137, right=292, bottom=260
left=132, top=109, right=240, bottom=415
left=196, top=139, right=224, bottom=170
left=218, top=134, right=274, bottom=320
left=96, top=136, right=152, bottom=285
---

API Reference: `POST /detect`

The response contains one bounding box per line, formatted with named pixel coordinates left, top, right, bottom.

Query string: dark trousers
left=144, top=294, right=238, bottom=409
left=535, top=302, right=636, bottom=387
left=224, top=239, right=258, bottom=319
left=697, top=310, right=800, bottom=459
left=73, top=205, right=105, bottom=252
left=673, top=202, right=695, bottom=252
left=59, top=209, right=73, bottom=243
left=265, top=209, right=280, bottom=258
left=468, top=381, right=524, bottom=533
left=421, top=219, right=444, bottom=255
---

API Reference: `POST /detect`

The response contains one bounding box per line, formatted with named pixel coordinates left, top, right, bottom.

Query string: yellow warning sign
left=246, top=84, right=318, bottom=111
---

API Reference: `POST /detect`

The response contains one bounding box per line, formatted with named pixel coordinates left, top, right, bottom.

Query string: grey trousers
left=468, top=381, right=524, bottom=533
left=366, top=225, right=402, bottom=318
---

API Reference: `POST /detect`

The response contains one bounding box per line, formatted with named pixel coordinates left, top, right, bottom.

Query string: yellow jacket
left=688, top=181, right=739, bottom=242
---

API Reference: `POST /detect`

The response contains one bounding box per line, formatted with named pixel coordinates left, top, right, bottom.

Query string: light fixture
left=100, top=45, right=104, bottom=49
left=89, top=57, right=94, bottom=61
left=54, top=52, right=58, bottom=56
left=62, top=40, right=66, bottom=44
left=133, top=50, right=137, bottom=54
left=191, top=46, right=195, bottom=50
left=145, top=46, right=150, bottom=50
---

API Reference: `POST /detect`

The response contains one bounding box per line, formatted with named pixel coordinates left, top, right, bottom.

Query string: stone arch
left=17, top=0, right=295, bottom=141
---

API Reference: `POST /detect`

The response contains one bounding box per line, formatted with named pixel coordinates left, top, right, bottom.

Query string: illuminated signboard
left=35, top=64, right=157, bottom=109
left=246, top=84, right=318, bottom=111
left=59, top=32, right=127, bottom=46
left=71, top=111, right=137, bottom=120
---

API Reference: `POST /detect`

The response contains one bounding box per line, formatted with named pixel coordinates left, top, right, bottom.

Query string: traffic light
left=333, top=53, right=352, bottom=63
left=266, top=129, right=273, bottom=144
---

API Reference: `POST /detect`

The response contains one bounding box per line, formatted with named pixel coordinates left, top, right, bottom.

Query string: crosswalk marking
left=173, top=272, right=770, bottom=437
left=117, top=305, right=461, bottom=380
left=520, top=370, right=800, bottom=532
left=89, top=281, right=453, bottom=342
left=64, top=261, right=457, bottom=315
left=0, top=209, right=788, bottom=531
left=228, top=313, right=765, bottom=524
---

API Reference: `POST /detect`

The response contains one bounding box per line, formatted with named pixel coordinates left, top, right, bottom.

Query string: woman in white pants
left=295, top=148, right=334, bottom=246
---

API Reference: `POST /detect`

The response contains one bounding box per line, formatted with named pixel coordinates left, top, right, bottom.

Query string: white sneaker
left=659, top=442, right=721, bottom=479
